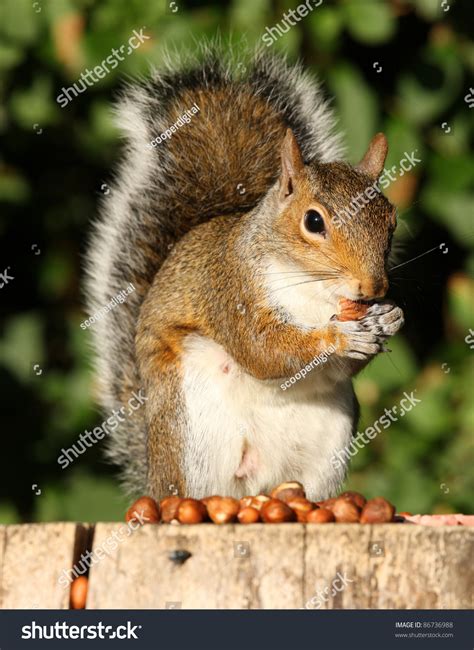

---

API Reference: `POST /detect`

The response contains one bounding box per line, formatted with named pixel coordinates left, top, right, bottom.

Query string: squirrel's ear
left=356, top=133, right=388, bottom=179
left=279, top=129, right=304, bottom=200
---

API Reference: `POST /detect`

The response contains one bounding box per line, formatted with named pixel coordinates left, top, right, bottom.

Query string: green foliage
left=0, top=0, right=472, bottom=522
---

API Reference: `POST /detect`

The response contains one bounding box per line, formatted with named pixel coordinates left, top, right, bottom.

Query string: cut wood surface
left=0, top=523, right=90, bottom=609
left=0, top=523, right=472, bottom=609
left=88, top=523, right=305, bottom=609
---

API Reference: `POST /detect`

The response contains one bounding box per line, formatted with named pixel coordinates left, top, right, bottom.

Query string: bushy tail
left=84, top=45, right=343, bottom=495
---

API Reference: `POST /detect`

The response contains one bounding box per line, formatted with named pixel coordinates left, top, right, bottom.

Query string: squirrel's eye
left=304, top=209, right=326, bottom=235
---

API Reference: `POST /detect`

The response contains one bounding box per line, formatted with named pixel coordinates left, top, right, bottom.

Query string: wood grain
left=1, top=523, right=472, bottom=609
left=0, top=523, right=89, bottom=609
left=87, top=523, right=305, bottom=609
left=87, top=523, right=473, bottom=609
left=304, top=524, right=473, bottom=609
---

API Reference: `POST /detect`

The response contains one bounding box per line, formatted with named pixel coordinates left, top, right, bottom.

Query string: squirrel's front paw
left=334, top=320, right=385, bottom=360
left=333, top=301, right=404, bottom=361
left=360, top=301, right=405, bottom=338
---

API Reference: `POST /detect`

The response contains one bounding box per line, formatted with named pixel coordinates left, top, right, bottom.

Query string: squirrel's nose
left=358, top=277, right=388, bottom=300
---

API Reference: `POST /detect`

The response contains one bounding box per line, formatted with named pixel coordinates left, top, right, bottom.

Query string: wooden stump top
left=0, top=523, right=472, bottom=609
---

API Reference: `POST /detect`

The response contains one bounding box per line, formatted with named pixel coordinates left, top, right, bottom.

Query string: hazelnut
left=260, top=499, right=295, bottom=523
left=337, top=298, right=370, bottom=322
left=239, top=496, right=254, bottom=510
left=249, top=495, right=271, bottom=511
left=286, top=497, right=314, bottom=522
left=332, top=497, right=360, bottom=523
left=315, top=497, right=337, bottom=511
left=70, top=576, right=88, bottom=609
left=125, top=496, right=160, bottom=524
left=339, top=491, right=366, bottom=509
left=270, top=481, right=305, bottom=503
left=307, top=508, right=335, bottom=523
left=160, top=496, right=182, bottom=523
left=178, top=498, right=207, bottom=524
left=360, top=497, right=395, bottom=523
left=237, top=506, right=260, bottom=524
left=207, top=497, right=240, bottom=524
left=201, top=496, right=218, bottom=508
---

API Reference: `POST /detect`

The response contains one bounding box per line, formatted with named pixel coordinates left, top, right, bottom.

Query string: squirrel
left=85, top=48, right=404, bottom=502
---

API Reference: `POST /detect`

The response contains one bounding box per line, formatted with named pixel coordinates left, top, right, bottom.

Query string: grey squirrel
left=85, top=48, right=404, bottom=501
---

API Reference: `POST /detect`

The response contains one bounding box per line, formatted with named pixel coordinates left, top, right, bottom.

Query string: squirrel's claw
left=334, top=301, right=404, bottom=361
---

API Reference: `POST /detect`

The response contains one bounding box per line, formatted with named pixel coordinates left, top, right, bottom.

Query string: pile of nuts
left=125, top=482, right=398, bottom=525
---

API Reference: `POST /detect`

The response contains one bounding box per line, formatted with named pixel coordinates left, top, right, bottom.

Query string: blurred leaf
left=446, top=274, right=474, bottom=332
left=328, top=63, right=377, bottom=160
left=0, top=314, right=44, bottom=383
left=0, top=503, right=19, bottom=525
left=0, top=0, right=40, bottom=45
left=406, top=384, right=454, bottom=439
left=0, top=43, right=23, bottom=70
left=384, top=117, right=424, bottom=170
left=421, top=187, right=474, bottom=245
left=0, top=169, right=30, bottom=203
left=342, top=0, right=396, bottom=44
left=411, top=0, right=443, bottom=21
left=9, top=76, right=58, bottom=128
left=35, top=472, right=128, bottom=522
left=308, top=6, right=343, bottom=50
left=39, top=250, right=74, bottom=298
left=356, top=336, right=418, bottom=392
left=46, top=0, right=77, bottom=21
left=230, top=0, right=269, bottom=34
left=427, top=152, right=474, bottom=192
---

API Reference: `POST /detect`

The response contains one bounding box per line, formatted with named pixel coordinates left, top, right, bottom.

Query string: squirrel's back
left=85, top=46, right=344, bottom=494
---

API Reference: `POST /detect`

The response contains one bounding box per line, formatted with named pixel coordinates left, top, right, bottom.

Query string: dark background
left=0, top=0, right=473, bottom=522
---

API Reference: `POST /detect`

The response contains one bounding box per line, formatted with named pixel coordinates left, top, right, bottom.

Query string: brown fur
left=137, top=132, right=397, bottom=496
left=88, top=52, right=399, bottom=497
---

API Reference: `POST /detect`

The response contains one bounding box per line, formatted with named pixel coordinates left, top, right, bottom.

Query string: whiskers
left=267, top=275, right=341, bottom=295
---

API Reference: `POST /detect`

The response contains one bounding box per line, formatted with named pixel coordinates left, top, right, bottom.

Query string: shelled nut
left=360, top=497, right=395, bottom=523
left=237, top=506, right=260, bottom=524
left=126, top=496, right=160, bottom=524
left=270, top=481, right=305, bottom=502
left=260, top=499, right=295, bottom=523
left=332, top=497, right=360, bottom=523
left=307, top=508, right=335, bottom=523
left=160, top=496, right=183, bottom=523
left=339, top=491, right=366, bottom=509
left=207, top=497, right=240, bottom=524
left=286, top=497, right=314, bottom=522
left=70, top=576, right=88, bottom=610
left=177, top=498, right=207, bottom=524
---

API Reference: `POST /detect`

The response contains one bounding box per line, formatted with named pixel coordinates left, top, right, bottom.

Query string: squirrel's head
left=271, top=129, right=396, bottom=302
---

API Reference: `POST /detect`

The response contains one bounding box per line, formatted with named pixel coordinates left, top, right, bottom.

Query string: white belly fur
left=181, top=334, right=354, bottom=500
